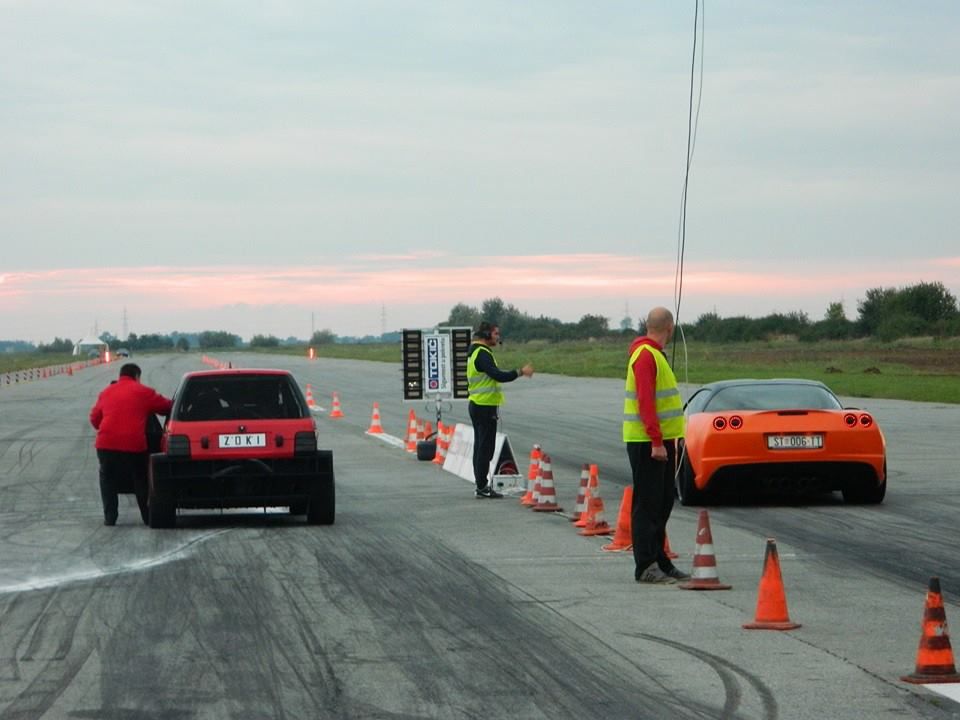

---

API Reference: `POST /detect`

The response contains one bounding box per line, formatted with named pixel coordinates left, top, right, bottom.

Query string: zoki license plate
left=219, top=433, right=267, bottom=449
left=767, top=434, right=823, bottom=450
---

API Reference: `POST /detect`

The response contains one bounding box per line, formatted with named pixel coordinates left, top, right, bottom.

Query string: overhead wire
left=672, top=0, right=705, bottom=376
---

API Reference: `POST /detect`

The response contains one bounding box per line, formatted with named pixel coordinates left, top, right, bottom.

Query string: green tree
left=38, top=337, right=73, bottom=353
left=198, top=331, right=241, bottom=349
left=176, top=337, right=190, bottom=352
left=310, top=329, right=337, bottom=345
left=250, top=334, right=280, bottom=348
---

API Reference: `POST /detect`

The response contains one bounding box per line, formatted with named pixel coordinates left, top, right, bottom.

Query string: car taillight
left=843, top=413, right=857, bottom=427
left=859, top=413, right=873, bottom=427
left=167, top=434, right=191, bottom=457
left=294, top=431, right=317, bottom=455
left=729, top=415, right=743, bottom=430
left=713, top=417, right=727, bottom=430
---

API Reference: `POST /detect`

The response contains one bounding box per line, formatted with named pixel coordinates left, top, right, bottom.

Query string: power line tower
left=122, top=307, right=129, bottom=340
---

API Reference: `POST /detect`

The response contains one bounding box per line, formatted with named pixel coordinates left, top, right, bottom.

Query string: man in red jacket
left=90, top=363, right=173, bottom=526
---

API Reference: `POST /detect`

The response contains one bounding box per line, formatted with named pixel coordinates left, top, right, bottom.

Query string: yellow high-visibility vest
left=622, top=343, right=684, bottom=442
left=468, top=345, right=504, bottom=406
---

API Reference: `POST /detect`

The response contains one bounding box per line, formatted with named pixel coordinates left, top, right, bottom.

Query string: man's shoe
left=664, top=567, right=691, bottom=581
left=104, top=515, right=117, bottom=527
left=475, top=486, right=504, bottom=499
left=636, top=565, right=678, bottom=584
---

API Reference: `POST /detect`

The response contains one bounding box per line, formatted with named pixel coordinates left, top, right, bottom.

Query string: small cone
left=532, top=454, right=563, bottom=512
left=664, top=531, right=679, bottom=559
left=329, top=392, right=344, bottom=419
left=570, top=464, right=590, bottom=521
left=743, top=539, right=799, bottom=629
left=579, top=469, right=612, bottom=536
left=679, top=510, right=731, bottom=591
left=521, top=445, right=542, bottom=505
left=405, top=409, right=418, bottom=453
left=416, top=418, right=425, bottom=442
left=901, top=577, right=960, bottom=683
left=521, top=456, right=541, bottom=506
left=366, top=402, right=384, bottom=434
left=423, top=420, right=433, bottom=439
left=602, top=486, right=633, bottom=551
left=432, top=422, right=450, bottom=466
left=305, top=384, right=318, bottom=411
left=574, top=464, right=600, bottom=528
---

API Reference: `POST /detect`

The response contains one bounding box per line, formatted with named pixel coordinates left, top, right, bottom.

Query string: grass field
left=4, top=337, right=959, bottom=404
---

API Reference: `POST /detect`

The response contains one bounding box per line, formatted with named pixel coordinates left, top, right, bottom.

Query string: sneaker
left=636, top=565, right=678, bottom=584
left=475, top=486, right=504, bottom=499
left=664, top=567, right=691, bottom=581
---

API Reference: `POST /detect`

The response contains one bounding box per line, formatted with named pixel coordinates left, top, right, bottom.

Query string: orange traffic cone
left=521, top=445, right=541, bottom=505
left=901, top=577, right=960, bottom=683
left=521, top=455, right=541, bottom=506
left=664, top=530, right=679, bottom=559
left=679, top=510, right=731, bottom=591
left=570, top=464, right=590, bottom=521
left=423, top=420, right=433, bottom=439
left=404, top=409, right=418, bottom=452
left=602, top=486, right=633, bottom=551
left=305, top=384, right=318, bottom=411
left=532, top=454, right=563, bottom=512
left=574, top=464, right=599, bottom=528
left=416, top=418, right=425, bottom=443
left=329, top=392, right=344, bottom=419
left=366, top=402, right=384, bottom=434
left=742, top=538, right=799, bottom=629
left=579, top=470, right=612, bottom=536
left=432, top=422, right=450, bottom=466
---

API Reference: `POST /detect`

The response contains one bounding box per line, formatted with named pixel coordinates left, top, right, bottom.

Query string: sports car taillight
left=713, top=417, right=727, bottom=430
left=859, top=413, right=873, bottom=427
left=294, top=431, right=317, bottom=456
left=729, top=415, right=743, bottom=430
left=167, top=434, right=191, bottom=457
left=843, top=413, right=857, bottom=427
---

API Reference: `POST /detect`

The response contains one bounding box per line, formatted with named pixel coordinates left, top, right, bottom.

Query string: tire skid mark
left=633, top=633, right=779, bottom=720
left=0, top=529, right=231, bottom=596
left=0, top=586, right=99, bottom=720
left=298, top=524, right=695, bottom=720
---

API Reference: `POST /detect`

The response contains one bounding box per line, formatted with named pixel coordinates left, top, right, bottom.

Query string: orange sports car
left=676, top=379, right=886, bottom=505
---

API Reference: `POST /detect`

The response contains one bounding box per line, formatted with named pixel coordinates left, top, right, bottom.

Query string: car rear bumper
left=150, top=450, right=333, bottom=509
left=699, top=459, right=885, bottom=494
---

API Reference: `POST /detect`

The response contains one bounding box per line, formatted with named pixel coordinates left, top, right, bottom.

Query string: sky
left=2, top=1, right=959, bottom=343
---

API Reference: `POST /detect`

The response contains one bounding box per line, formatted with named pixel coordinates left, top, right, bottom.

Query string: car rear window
left=704, top=384, right=842, bottom=412
left=176, top=375, right=307, bottom=421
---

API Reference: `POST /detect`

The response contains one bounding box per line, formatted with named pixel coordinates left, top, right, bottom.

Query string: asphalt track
left=1, top=353, right=959, bottom=720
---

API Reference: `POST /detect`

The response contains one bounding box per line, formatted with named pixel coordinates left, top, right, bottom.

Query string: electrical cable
left=673, top=2, right=705, bottom=484
left=672, top=0, right=705, bottom=373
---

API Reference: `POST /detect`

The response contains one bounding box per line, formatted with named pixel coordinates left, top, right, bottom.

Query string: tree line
left=442, top=281, right=960, bottom=343
left=24, top=280, right=959, bottom=351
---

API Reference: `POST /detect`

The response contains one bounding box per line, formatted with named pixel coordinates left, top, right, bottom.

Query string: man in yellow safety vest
left=467, top=321, right=534, bottom=498
left=623, top=307, right=689, bottom=584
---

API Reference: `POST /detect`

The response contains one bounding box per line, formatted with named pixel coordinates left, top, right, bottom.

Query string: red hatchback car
left=148, top=369, right=334, bottom=528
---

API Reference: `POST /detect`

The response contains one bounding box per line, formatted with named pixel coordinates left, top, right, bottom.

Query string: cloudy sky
left=2, top=1, right=958, bottom=343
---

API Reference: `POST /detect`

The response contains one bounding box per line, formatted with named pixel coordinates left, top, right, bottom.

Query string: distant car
left=115, top=348, right=130, bottom=358
left=676, top=379, right=886, bottom=505
left=148, top=369, right=334, bottom=528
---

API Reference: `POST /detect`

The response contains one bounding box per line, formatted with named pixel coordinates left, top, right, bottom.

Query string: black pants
left=469, top=402, right=499, bottom=491
left=96, top=449, right=150, bottom=525
left=627, top=440, right=677, bottom=577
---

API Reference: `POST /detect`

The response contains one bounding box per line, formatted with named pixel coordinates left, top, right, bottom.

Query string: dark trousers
left=627, top=440, right=677, bottom=577
left=96, top=449, right=150, bottom=524
left=469, top=402, right=499, bottom=491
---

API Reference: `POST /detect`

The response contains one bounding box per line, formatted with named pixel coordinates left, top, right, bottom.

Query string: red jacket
left=628, top=335, right=665, bottom=446
left=90, top=376, right=173, bottom=452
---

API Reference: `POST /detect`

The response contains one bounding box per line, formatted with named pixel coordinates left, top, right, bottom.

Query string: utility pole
left=122, top=307, right=129, bottom=340
left=381, top=303, right=387, bottom=340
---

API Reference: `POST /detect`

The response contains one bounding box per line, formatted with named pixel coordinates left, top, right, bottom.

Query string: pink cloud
left=2, top=254, right=959, bottom=341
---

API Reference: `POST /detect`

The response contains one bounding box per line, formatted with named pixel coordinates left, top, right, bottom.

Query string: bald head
left=645, top=307, right=675, bottom=344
